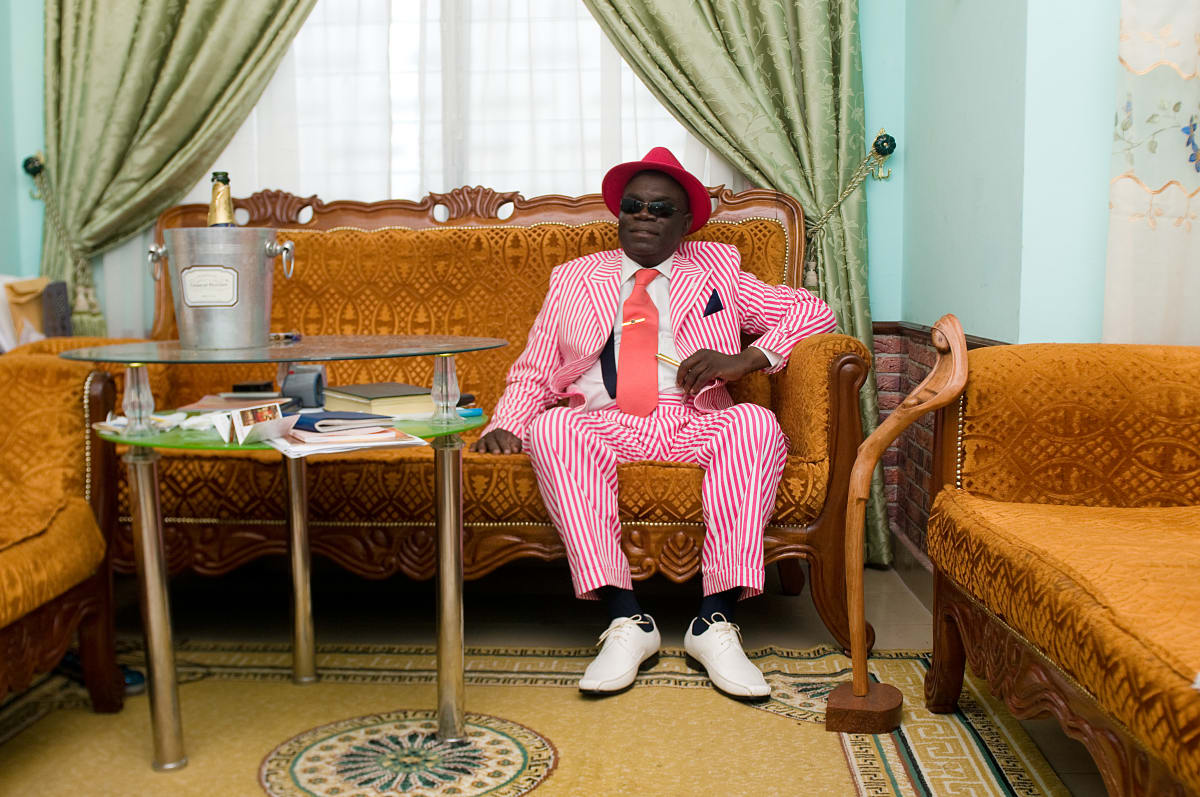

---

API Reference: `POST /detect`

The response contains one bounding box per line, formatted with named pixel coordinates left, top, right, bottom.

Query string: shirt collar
left=620, top=251, right=673, bottom=283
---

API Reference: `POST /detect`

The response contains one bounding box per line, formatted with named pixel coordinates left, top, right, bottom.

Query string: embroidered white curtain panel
left=1103, top=0, right=1200, bottom=345
left=100, top=0, right=742, bottom=335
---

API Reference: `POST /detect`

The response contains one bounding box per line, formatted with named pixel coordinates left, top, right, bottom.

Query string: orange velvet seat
left=928, top=492, right=1200, bottom=792
left=0, top=497, right=106, bottom=629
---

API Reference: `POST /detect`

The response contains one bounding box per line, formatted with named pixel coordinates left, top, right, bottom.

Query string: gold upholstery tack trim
left=955, top=393, right=965, bottom=490
left=118, top=516, right=708, bottom=529
left=83, top=371, right=96, bottom=506
left=118, top=516, right=818, bottom=532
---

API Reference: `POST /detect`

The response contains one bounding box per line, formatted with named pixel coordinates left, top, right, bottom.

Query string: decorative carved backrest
left=153, top=187, right=804, bottom=412
left=946, top=344, right=1200, bottom=507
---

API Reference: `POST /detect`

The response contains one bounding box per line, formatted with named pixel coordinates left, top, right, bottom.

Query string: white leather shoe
left=684, top=614, right=770, bottom=699
left=579, top=615, right=660, bottom=694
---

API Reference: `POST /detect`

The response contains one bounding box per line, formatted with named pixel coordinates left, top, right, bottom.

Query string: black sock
left=692, top=588, right=739, bottom=635
left=597, top=586, right=654, bottom=631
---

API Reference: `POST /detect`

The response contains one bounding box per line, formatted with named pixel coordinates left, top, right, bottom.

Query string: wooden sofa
left=18, top=185, right=874, bottom=650
left=0, top=355, right=123, bottom=712
left=923, top=344, right=1200, bottom=797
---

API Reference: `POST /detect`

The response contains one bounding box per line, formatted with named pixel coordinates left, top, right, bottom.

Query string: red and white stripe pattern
left=523, top=396, right=788, bottom=600
left=482, top=241, right=838, bottom=442
left=484, top=239, right=835, bottom=601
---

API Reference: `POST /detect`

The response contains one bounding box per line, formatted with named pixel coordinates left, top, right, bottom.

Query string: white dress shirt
left=571, top=252, right=779, bottom=412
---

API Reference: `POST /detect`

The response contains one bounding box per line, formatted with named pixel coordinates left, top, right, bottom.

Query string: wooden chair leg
left=924, top=570, right=966, bottom=714
left=78, top=571, right=123, bottom=713
left=776, top=559, right=805, bottom=595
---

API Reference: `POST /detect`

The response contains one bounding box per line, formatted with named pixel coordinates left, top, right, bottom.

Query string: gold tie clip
left=622, top=317, right=646, bottom=327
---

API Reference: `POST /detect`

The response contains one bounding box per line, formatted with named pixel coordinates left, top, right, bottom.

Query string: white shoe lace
left=598, top=615, right=650, bottom=648
left=699, top=612, right=742, bottom=653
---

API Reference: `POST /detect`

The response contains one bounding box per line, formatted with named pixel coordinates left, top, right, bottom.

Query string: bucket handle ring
left=148, top=243, right=165, bottom=281
left=267, top=240, right=295, bottom=279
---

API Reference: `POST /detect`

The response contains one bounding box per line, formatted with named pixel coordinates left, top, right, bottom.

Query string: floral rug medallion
left=260, top=710, right=555, bottom=797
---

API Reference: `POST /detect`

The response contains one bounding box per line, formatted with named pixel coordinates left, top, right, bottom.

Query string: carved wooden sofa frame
left=41, top=185, right=874, bottom=652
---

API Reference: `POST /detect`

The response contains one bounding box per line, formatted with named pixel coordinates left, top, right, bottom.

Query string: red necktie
left=616, top=268, right=660, bottom=416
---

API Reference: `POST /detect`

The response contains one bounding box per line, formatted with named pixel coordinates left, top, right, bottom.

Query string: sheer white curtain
left=1103, top=0, right=1200, bottom=344
left=97, top=0, right=745, bottom=335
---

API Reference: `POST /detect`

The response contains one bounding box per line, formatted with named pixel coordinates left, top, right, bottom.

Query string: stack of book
left=265, top=411, right=429, bottom=459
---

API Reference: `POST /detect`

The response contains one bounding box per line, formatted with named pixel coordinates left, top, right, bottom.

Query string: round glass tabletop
left=59, top=334, right=508, bottom=364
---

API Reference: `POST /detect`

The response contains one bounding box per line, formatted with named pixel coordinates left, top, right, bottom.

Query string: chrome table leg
left=433, top=433, right=465, bottom=740
left=286, top=456, right=317, bottom=684
left=125, top=446, right=187, bottom=771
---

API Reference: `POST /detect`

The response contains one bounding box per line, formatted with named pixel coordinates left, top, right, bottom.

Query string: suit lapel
left=580, top=251, right=621, bottom=353
left=668, top=249, right=710, bottom=352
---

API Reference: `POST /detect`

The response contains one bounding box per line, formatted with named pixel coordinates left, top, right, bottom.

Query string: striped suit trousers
left=523, top=396, right=788, bottom=601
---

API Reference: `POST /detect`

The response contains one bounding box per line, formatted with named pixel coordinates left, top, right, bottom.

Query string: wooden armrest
left=826, top=314, right=967, bottom=734
left=772, top=333, right=870, bottom=461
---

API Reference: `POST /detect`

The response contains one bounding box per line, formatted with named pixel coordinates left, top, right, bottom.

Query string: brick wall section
left=872, top=329, right=937, bottom=555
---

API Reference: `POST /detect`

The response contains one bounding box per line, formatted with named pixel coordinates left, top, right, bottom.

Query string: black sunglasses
left=620, top=197, right=679, bottom=218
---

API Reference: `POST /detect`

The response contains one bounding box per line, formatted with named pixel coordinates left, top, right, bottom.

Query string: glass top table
left=60, top=334, right=508, bottom=364
left=62, top=334, right=506, bottom=771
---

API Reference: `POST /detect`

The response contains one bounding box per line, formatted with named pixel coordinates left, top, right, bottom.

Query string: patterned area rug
left=0, top=640, right=1069, bottom=796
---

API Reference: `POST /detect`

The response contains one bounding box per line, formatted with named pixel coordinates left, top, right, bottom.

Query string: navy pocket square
left=703, top=290, right=724, bottom=316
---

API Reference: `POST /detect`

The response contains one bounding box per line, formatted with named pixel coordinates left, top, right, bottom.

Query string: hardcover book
left=322, top=382, right=434, bottom=416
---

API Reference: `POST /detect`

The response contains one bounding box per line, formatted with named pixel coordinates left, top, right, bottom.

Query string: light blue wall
left=860, top=0, right=904, bottom=323
left=901, top=0, right=1028, bottom=342
left=1017, top=0, right=1117, bottom=343
left=1, top=0, right=44, bottom=279
left=0, top=2, right=16, bottom=264
left=893, top=0, right=1119, bottom=343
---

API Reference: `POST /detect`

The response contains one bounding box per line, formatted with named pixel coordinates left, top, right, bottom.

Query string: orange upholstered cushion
left=0, top=357, right=95, bottom=553
left=928, top=491, right=1200, bottom=792
left=958, top=344, right=1200, bottom=506
left=0, top=497, right=105, bottom=628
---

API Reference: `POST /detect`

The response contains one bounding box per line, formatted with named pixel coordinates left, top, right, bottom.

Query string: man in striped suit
left=473, top=148, right=837, bottom=698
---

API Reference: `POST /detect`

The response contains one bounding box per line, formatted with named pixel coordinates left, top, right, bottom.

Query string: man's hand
left=471, top=428, right=523, bottom=454
left=676, top=348, right=769, bottom=394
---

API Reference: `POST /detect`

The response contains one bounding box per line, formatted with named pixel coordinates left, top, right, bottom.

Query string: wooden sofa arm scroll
left=825, top=314, right=967, bottom=734
left=772, top=332, right=871, bottom=462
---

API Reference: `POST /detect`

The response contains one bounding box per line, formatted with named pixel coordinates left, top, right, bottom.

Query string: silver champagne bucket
left=149, top=228, right=294, bottom=349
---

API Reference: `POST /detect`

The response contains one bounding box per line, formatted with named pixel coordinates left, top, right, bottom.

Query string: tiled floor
left=113, top=558, right=1106, bottom=795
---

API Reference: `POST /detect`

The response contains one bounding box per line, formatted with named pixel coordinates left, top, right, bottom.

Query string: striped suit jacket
left=484, top=240, right=837, bottom=440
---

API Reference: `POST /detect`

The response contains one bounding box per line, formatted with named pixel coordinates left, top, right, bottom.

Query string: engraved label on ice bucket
left=149, top=227, right=294, bottom=349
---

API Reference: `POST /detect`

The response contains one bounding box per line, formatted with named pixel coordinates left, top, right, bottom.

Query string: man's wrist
left=739, top=346, right=771, bottom=374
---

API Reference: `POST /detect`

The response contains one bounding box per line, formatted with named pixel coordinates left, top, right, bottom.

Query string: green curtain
left=583, top=0, right=890, bottom=564
left=41, top=0, right=316, bottom=334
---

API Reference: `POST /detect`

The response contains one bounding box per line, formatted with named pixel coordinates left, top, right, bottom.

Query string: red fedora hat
left=601, top=147, right=711, bottom=234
